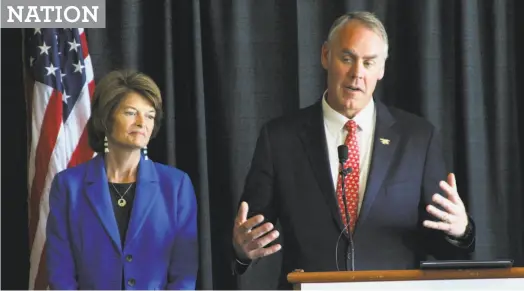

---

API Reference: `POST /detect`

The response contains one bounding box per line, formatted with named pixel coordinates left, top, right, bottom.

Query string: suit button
left=126, top=255, right=133, bottom=262
left=128, top=278, right=135, bottom=286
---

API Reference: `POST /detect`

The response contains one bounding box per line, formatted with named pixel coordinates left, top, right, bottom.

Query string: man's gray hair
left=326, top=11, right=389, bottom=59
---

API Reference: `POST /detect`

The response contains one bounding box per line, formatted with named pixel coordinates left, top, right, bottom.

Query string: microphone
left=337, top=145, right=355, bottom=271
left=337, top=145, right=352, bottom=176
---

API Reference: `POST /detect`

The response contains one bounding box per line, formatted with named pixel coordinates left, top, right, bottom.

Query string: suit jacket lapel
left=357, top=100, right=399, bottom=227
left=124, top=156, right=160, bottom=246
left=85, top=154, right=122, bottom=252
left=298, top=102, right=346, bottom=231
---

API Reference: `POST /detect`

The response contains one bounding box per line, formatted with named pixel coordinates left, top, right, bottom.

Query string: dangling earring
left=143, top=146, right=148, bottom=160
left=104, top=136, right=109, bottom=153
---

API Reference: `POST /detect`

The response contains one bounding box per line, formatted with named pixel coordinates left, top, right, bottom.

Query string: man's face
left=321, top=20, right=386, bottom=118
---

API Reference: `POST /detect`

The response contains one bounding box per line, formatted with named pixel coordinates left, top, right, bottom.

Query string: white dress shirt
left=322, top=91, right=376, bottom=213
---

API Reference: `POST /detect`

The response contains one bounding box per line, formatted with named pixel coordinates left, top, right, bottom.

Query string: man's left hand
left=423, top=173, right=468, bottom=238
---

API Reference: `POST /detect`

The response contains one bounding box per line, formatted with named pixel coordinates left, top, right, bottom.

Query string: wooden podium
left=288, top=267, right=524, bottom=290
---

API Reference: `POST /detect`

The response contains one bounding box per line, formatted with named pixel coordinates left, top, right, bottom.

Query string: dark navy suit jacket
left=46, top=154, right=198, bottom=290
left=238, top=99, right=475, bottom=289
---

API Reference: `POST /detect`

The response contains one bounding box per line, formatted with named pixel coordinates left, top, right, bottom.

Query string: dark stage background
left=2, top=0, right=524, bottom=289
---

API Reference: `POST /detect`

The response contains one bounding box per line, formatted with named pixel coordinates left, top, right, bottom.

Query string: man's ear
left=377, top=59, right=386, bottom=80
left=378, top=66, right=385, bottom=80
left=321, top=42, right=329, bottom=70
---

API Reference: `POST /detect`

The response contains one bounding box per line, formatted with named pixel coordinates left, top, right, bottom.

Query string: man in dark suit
left=231, top=11, right=475, bottom=289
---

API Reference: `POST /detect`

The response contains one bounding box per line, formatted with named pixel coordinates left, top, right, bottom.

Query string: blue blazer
left=46, top=154, right=198, bottom=290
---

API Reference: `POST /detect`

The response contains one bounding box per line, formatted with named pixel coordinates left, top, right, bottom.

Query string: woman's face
left=108, top=92, right=156, bottom=151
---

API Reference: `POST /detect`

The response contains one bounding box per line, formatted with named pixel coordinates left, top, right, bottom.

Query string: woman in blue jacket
left=46, top=69, right=198, bottom=289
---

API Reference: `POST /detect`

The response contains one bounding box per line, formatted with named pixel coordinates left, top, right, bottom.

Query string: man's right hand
left=232, top=201, right=282, bottom=261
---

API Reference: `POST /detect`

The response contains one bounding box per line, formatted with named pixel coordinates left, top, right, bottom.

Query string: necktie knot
left=345, top=120, right=358, bottom=135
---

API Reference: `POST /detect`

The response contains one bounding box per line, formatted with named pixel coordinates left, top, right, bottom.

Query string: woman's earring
left=104, top=136, right=109, bottom=153
left=143, top=146, right=148, bottom=160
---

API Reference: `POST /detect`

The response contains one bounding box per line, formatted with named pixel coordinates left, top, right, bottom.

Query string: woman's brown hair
left=86, top=69, right=163, bottom=153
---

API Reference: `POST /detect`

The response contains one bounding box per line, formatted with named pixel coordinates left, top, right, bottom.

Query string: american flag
left=24, top=28, right=95, bottom=290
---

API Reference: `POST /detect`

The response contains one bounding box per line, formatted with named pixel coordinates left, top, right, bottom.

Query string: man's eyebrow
left=341, top=49, right=379, bottom=60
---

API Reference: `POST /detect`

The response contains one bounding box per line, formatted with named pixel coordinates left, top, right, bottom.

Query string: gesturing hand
left=232, top=202, right=282, bottom=261
left=423, top=173, right=468, bottom=238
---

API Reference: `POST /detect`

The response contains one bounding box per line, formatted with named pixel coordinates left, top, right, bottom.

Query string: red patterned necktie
left=336, top=120, right=360, bottom=234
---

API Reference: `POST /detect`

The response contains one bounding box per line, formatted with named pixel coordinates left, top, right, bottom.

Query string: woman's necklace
left=110, top=182, right=134, bottom=207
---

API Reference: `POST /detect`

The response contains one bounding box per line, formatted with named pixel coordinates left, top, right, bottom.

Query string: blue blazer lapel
left=357, top=101, right=400, bottom=228
left=84, top=154, right=122, bottom=252
left=124, top=155, right=160, bottom=246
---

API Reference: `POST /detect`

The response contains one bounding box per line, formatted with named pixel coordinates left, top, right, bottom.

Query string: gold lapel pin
left=379, top=138, right=390, bottom=145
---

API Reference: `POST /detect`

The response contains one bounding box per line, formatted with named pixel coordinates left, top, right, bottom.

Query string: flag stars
left=27, top=28, right=94, bottom=158
left=62, top=91, right=71, bottom=103
left=38, top=42, right=51, bottom=55
left=68, top=39, right=81, bottom=52
left=45, top=63, right=59, bottom=76
left=73, top=61, right=84, bottom=73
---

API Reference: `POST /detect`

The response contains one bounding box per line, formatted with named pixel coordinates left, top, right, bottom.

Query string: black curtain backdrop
left=2, top=0, right=524, bottom=289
